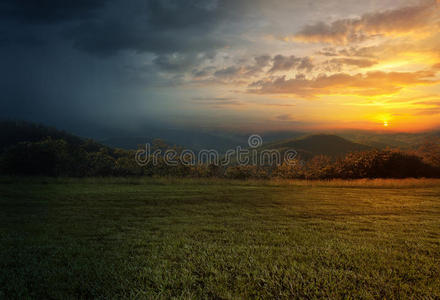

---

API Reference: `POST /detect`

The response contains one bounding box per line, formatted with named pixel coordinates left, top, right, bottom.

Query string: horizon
left=2, top=118, right=440, bottom=144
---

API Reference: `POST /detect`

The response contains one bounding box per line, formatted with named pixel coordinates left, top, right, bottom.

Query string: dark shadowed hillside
left=101, top=130, right=306, bottom=152
left=0, top=121, right=84, bottom=151
left=263, top=134, right=372, bottom=159
left=100, top=131, right=245, bottom=152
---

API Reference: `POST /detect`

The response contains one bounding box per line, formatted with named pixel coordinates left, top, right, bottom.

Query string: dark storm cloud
left=0, top=0, right=108, bottom=24
left=63, top=0, right=249, bottom=58
left=0, top=28, right=45, bottom=47
left=0, top=0, right=264, bottom=133
left=66, top=15, right=225, bottom=58
left=153, top=53, right=202, bottom=72
left=214, top=66, right=241, bottom=79
left=1, top=0, right=253, bottom=58
left=191, top=66, right=217, bottom=79
left=146, top=0, right=219, bottom=30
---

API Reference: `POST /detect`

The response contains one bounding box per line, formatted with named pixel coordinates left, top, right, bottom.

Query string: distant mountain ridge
left=100, top=132, right=246, bottom=152
left=5, top=121, right=429, bottom=161
left=100, top=130, right=305, bottom=152
left=262, top=134, right=372, bottom=159
left=337, top=130, right=439, bottom=149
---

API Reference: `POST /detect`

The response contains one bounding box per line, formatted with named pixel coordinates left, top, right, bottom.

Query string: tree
left=305, top=155, right=333, bottom=179
left=87, top=151, right=116, bottom=176
left=417, top=138, right=440, bottom=168
left=273, top=159, right=305, bottom=179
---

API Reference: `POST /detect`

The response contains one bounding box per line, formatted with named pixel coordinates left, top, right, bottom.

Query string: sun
left=383, top=121, right=389, bottom=127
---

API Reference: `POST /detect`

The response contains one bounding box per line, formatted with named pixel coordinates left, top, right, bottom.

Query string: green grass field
left=1, top=177, right=440, bottom=299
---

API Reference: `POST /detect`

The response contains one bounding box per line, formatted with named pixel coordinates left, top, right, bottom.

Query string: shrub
left=334, top=150, right=437, bottom=179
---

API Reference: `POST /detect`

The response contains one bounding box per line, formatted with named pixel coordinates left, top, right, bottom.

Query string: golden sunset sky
left=1, top=0, right=439, bottom=133
left=173, top=0, right=440, bottom=132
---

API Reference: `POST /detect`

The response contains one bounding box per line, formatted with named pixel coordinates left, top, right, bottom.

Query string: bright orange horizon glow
left=179, top=1, right=440, bottom=132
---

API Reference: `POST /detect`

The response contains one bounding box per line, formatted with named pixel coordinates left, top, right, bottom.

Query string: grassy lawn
left=1, top=177, right=440, bottom=299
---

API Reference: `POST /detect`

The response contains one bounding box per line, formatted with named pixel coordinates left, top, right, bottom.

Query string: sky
left=1, top=0, right=440, bottom=135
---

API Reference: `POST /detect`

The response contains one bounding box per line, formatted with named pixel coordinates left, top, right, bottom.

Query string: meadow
left=1, top=177, right=440, bottom=299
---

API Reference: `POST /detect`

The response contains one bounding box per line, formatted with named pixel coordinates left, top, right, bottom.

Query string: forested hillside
left=1, top=121, right=439, bottom=179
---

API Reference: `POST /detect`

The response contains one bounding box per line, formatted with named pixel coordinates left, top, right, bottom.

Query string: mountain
left=262, top=134, right=372, bottom=160
left=0, top=121, right=123, bottom=177
left=0, top=120, right=303, bottom=154
left=100, top=131, right=247, bottom=152
left=104, top=128, right=438, bottom=153
left=0, top=120, right=85, bottom=152
left=334, top=130, right=440, bottom=150
left=100, top=130, right=305, bottom=152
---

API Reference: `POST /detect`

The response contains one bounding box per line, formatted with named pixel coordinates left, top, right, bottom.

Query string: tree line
left=1, top=121, right=439, bottom=179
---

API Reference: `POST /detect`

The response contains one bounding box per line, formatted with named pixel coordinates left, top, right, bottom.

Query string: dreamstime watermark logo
left=135, top=134, right=297, bottom=167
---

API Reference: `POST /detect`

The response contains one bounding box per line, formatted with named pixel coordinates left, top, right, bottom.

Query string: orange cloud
left=269, top=55, right=313, bottom=73
left=248, top=70, right=438, bottom=98
left=293, top=1, right=438, bottom=44
left=329, top=58, right=378, bottom=68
